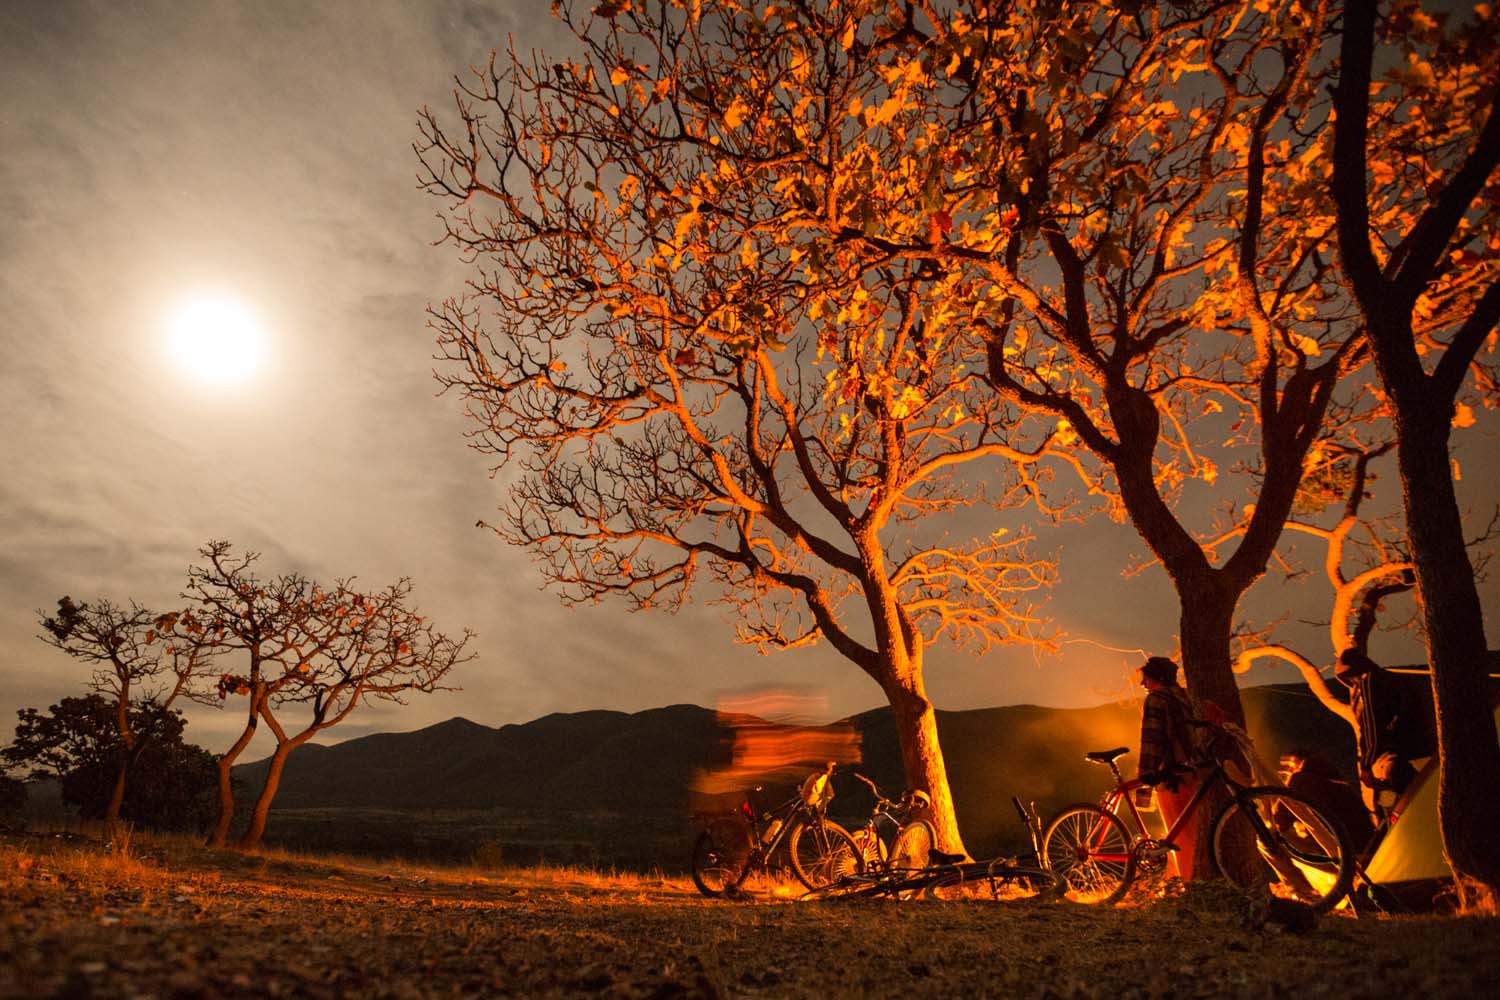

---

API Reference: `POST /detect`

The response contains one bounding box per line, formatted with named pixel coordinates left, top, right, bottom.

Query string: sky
left=1, top=0, right=1495, bottom=759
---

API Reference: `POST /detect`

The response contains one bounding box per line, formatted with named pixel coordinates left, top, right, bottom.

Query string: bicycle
left=844, top=770, right=940, bottom=874
left=1040, top=743, right=1355, bottom=911
left=802, top=792, right=1060, bottom=902
left=690, top=763, right=864, bottom=897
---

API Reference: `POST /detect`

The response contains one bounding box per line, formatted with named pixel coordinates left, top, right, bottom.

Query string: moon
left=167, top=295, right=266, bottom=385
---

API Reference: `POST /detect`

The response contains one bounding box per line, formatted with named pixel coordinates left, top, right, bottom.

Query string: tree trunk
left=238, top=742, right=292, bottom=850
left=1177, top=578, right=1246, bottom=878
left=1178, top=578, right=1246, bottom=727
left=103, top=759, right=128, bottom=832
left=104, top=682, right=133, bottom=832
left=883, top=672, right=967, bottom=858
left=209, top=710, right=259, bottom=848
left=1394, top=408, right=1500, bottom=898
left=239, top=733, right=314, bottom=850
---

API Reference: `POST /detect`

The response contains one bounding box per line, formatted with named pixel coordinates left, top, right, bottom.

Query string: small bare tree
left=234, top=578, right=473, bottom=849
left=38, top=596, right=214, bottom=830
left=183, top=542, right=322, bottom=847
left=182, top=541, right=473, bottom=849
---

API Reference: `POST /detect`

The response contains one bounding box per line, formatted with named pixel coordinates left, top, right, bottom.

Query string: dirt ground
left=1, top=830, right=1497, bottom=999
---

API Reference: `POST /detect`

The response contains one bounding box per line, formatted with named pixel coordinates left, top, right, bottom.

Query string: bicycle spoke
left=1042, top=805, right=1134, bottom=905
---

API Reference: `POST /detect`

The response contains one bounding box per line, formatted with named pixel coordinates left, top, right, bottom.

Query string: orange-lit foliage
left=1330, top=0, right=1500, bottom=897
left=416, top=1, right=1087, bottom=856
left=416, top=0, right=1499, bottom=867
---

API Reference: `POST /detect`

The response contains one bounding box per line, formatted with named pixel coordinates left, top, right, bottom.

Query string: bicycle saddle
left=1084, top=747, right=1130, bottom=765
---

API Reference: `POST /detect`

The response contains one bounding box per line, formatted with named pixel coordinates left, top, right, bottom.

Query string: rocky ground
left=1, top=830, right=1497, bottom=999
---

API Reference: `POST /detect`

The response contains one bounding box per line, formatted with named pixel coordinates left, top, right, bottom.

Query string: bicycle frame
left=1086, top=758, right=1241, bottom=863
left=695, top=787, right=825, bottom=875
left=845, top=770, right=926, bottom=869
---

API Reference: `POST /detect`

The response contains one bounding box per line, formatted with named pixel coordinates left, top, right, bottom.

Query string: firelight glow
left=167, top=295, right=266, bottom=385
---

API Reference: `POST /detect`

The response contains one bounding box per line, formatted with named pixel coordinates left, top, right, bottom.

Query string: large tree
left=810, top=0, right=1378, bottom=727
left=1330, top=0, right=1500, bottom=899
left=416, top=1, right=1072, bottom=854
left=183, top=542, right=472, bottom=849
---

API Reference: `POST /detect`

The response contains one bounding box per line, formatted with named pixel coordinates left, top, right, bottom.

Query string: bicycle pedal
left=929, top=850, right=965, bottom=866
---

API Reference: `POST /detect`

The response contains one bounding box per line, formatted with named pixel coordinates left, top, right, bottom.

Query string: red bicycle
left=1041, top=743, right=1355, bottom=911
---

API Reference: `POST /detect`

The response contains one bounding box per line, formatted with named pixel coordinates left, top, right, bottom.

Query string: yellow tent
left=1362, top=707, right=1500, bottom=908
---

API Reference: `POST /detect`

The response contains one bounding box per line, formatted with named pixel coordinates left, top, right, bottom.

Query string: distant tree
left=0, top=769, right=24, bottom=819
left=416, top=0, right=1072, bottom=854
left=1, top=695, right=216, bottom=831
left=183, top=542, right=473, bottom=849
left=1330, top=1, right=1500, bottom=899
left=413, top=0, right=1414, bottom=870
left=233, top=579, right=474, bottom=849
left=37, top=595, right=213, bottom=830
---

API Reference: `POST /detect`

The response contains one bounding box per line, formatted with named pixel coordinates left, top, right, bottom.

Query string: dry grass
left=2, top=828, right=1498, bottom=998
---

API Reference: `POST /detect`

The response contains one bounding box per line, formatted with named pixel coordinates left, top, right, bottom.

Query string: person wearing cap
left=1136, top=655, right=1203, bottom=878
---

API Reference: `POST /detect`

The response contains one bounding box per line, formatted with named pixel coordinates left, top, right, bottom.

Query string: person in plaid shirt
left=1136, top=656, right=1202, bottom=878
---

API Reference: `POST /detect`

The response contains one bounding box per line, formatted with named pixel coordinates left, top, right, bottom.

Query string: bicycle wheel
left=690, top=827, right=748, bottom=898
left=889, top=819, right=935, bottom=871
left=1209, top=787, right=1353, bottom=913
left=850, top=826, right=887, bottom=871
left=1041, top=804, right=1135, bottom=904
left=787, top=819, right=863, bottom=891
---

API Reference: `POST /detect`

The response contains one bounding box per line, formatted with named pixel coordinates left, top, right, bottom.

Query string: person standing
left=1335, top=648, right=1435, bottom=820
left=1136, top=655, right=1203, bottom=878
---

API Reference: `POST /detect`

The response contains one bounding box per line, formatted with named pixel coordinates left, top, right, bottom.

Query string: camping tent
left=1361, top=706, right=1500, bottom=909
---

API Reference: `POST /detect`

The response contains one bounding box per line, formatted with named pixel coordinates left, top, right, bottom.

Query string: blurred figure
left=693, top=686, right=860, bottom=799
left=1136, top=656, right=1201, bottom=879
left=1335, top=648, right=1435, bottom=821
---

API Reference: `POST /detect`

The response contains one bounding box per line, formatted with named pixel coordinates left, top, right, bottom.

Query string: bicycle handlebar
left=838, top=766, right=904, bottom=811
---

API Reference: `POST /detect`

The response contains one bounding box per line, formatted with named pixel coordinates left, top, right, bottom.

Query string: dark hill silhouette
left=234, top=684, right=1355, bottom=865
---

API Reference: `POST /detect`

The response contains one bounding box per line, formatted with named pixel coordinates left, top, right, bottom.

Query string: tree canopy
left=2, top=695, right=217, bottom=832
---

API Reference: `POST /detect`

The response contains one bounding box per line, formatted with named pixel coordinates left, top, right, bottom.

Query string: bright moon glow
left=167, top=295, right=266, bottom=384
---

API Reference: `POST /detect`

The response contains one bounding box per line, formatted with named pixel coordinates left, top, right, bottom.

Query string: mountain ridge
left=234, top=683, right=1355, bottom=864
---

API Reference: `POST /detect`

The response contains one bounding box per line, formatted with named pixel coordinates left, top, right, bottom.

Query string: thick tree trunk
left=239, top=738, right=303, bottom=850
left=1176, top=578, right=1245, bottom=878
left=1394, top=409, right=1500, bottom=898
left=209, top=712, right=259, bottom=848
left=884, top=677, right=966, bottom=857
left=1178, top=579, right=1245, bottom=727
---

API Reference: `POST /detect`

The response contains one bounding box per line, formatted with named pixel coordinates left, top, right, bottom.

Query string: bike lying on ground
left=802, top=785, right=1059, bottom=902
left=1041, top=742, right=1355, bottom=911
left=690, top=764, right=864, bottom=897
